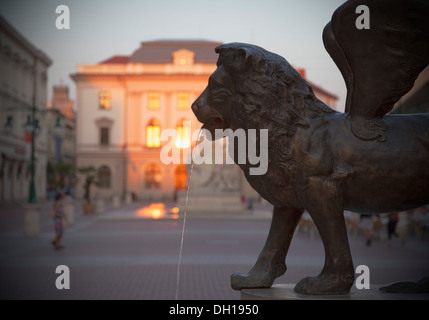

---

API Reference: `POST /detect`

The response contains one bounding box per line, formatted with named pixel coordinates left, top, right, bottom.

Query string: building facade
left=46, top=85, right=76, bottom=195
left=0, top=15, right=52, bottom=203
left=71, top=40, right=222, bottom=201
left=46, top=85, right=75, bottom=166
left=71, top=40, right=338, bottom=202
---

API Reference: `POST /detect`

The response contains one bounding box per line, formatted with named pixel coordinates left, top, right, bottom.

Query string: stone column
left=63, top=195, right=75, bottom=224
left=95, top=197, right=104, bottom=214
left=112, top=194, right=121, bottom=208
left=23, top=203, right=40, bottom=236
left=125, top=192, right=132, bottom=204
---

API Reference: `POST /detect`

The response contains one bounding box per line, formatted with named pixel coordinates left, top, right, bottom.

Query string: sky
left=0, top=0, right=347, bottom=111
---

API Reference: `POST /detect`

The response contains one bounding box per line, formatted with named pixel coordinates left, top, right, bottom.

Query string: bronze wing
left=323, top=0, right=429, bottom=141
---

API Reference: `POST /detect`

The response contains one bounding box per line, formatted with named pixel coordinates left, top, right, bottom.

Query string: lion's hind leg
left=231, top=206, right=303, bottom=290
left=294, top=176, right=354, bottom=295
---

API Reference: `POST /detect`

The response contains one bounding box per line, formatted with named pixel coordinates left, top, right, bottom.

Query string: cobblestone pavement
left=0, top=200, right=428, bottom=300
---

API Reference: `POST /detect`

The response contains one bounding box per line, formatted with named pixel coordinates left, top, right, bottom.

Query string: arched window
left=145, top=164, right=161, bottom=189
left=175, top=119, right=191, bottom=149
left=98, top=166, right=111, bottom=188
left=146, top=118, right=160, bottom=148
left=175, top=164, right=188, bottom=191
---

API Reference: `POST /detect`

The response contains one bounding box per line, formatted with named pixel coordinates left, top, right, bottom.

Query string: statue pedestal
left=241, top=284, right=429, bottom=300
left=177, top=191, right=244, bottom=215
left=178, top=161, right=246, bottom=215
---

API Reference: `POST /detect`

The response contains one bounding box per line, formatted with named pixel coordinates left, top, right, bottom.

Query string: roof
left=99, top=55, right=129, bottom=64
left=296, top=67, right=337, bottom=99
left=308, top=80, right=338, bottom=99
left=128, top=39, right=222, bottom=64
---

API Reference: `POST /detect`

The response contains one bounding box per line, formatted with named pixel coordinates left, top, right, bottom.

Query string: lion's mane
left=215, top=43, right=335, bottom=184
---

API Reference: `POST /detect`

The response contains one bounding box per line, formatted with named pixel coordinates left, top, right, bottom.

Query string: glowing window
left=148, top=92, right=160, bottom=110
left=175, top=120, right=191, bottom=149
left=146, top=119, right=160, bottom=148
left=145, top=164, right=161, bottom=189
left=177, top=92, right=189, bottom=110
left=175, top=164, right=188, bottom=191
left=99, top=91, right=111, bottom=110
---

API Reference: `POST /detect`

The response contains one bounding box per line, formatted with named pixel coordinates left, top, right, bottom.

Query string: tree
left=47, top=161, right=75, bottom=190
left=78, top=166, right=100, bottom=203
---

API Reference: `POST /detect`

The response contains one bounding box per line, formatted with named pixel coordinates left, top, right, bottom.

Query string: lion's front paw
left=294, top=273, right=353, bottom=295
left=231, top=262, right=286, bottom=291
left=231, top=271, right=274, bottom=291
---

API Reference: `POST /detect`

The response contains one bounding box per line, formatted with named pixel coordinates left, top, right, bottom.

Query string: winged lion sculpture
left=192, top=0, right=429, bottom=294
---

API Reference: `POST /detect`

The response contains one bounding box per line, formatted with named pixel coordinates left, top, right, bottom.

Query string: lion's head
left=192, top=43, right=334, bottom=185
left=192, top=42, right=333, bottom=139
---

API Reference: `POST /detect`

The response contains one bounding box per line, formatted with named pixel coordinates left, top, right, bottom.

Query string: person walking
left=52, top=192, right=66, bottom=250
left=360, top=213, right=373, bottom=246
left=387, top=213, right=399, bottom=246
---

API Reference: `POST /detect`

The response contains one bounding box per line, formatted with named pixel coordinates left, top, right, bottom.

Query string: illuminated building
left=0, top=15, right=51, bottom=203
left=71, top=40, right=221, bottom=200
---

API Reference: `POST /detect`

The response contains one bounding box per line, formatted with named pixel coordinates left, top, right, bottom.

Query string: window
left=177, top=92, right=189, bottom=110
left=175, top=119, right=191, bottom=149
left=7, top=162, right=13, bottom=180
left=175, top=165, right=188, bottom=190
left=11, top=54, right=19, bottom=93
left=16, top=163, right=22, bottom=180
left=145, top=164, right=161, bottom=189
left=148, top=92, right=160, bottom=110
left=95, top=117, right=113, bottom=146
left=99, top=91, right=111, bottom=110
left=98, top=166, right=111, bottom=188
left=100, top=127, right=109, bottom=145
left=146, top=119, right=160, bottom=148
left=2, top=47, right=11, bottom=87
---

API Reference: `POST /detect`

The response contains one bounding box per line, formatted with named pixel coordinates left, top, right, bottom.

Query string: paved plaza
left=0, top=199, right=429, bottom=300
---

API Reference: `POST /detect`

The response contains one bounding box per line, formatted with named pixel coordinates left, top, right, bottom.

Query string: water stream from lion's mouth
left=175, top=127, right=204, bottom=300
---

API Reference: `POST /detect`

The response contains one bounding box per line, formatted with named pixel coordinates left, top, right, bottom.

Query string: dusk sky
left=0, top=0, right=347, bottom=110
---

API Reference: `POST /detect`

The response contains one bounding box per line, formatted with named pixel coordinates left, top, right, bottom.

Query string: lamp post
left=4, top=89, right=43, bottom=236
left=23, top=112, right=42, bottom=236
left=23, top=54, right=42, bottom=236
left=24, top=115, right=41, bottom=203
left=4, top=115, right=13, bottom=134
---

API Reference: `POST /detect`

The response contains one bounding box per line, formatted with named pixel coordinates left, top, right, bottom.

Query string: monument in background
left=177, top=139, right=245, bottom=215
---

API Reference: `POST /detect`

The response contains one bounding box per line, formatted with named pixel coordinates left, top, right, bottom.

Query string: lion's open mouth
left=200, top=116, right=227, bottom=140
left=201, top=116, right=224, bottom=129
left=193, top=103, right=224, bottom=128
left=212, top=116, right=223, bottom=126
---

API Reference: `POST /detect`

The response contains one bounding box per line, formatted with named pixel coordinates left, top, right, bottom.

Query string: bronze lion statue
left=192, top=0, right=429, bottom=294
